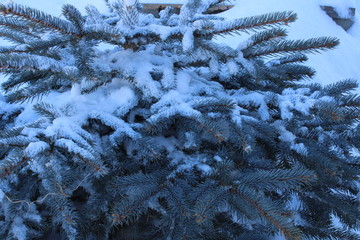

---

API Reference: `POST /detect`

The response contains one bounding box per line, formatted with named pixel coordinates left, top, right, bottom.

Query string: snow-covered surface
left=0, top=93, right=16, bottom=114
left=0, top=188, right=4, bottom=201
left=218, top=0, right=360, bottom=88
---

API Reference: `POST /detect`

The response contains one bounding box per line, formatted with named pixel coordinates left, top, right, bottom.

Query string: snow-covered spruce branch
left=1, top=172, right=93, bottom=211
left=199, top=11, right=297, bottom=36
left=0, top=1, right=358, bottom=239
left=0, top=3, right=80, bottom=37
left=234, top=165, right=318, bottom=190
left=0, top=156, right=28, bottom=178
left=0, top=54, right=65, bottom=73
left=244, top=28, right=288, bottom=49
left=243, top=37, right=339, bottom=59
left=0, top=15, right=30, bottom=29
left=233, top=187, right=302, bottom=240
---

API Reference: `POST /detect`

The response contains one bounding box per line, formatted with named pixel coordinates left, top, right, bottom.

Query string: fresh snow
left=24, top=141, right=50, bottom=158
left=123, top=0, right=138, bottom=6
left=176, top=70, right=191, bottom=94
left=0, top=93, right=16, bottom=114
left=10, top=217, right=27, bottom=240
left=0, top=188, right=4, bottom=201
left=278, top=88, right=316, bottom=120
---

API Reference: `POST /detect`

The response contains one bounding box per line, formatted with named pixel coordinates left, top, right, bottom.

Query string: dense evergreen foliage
left=0, top=0, right=359, bottom=239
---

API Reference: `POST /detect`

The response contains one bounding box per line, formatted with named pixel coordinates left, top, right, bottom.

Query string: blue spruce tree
left=0, top=0, right=359, bottom=239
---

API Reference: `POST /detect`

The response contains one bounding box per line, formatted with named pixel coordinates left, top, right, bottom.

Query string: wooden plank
left=141, top=3, right=234, bottom=15
left=207, top=5, right=234, bottom=14
left=142, top=4, right=182, bottom=10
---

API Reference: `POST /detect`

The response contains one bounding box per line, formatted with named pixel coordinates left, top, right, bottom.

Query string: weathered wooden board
left=141, top=3, right=234, bottom=16
left=320, top=5, right=355, bottom=31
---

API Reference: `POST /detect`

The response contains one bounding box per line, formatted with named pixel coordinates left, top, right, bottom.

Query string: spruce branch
left=323, top=79, right=359, bottom=96
left=0, top=3, right=80, bottom=37
left=198, top=40, right=238, bottom=58
left=0, top=46, right=21, bottom=54
left=110, top=171, right=167, bottom=197
left=192, top=97, right=235, bottom=112
left=0, top=45, right=47, bottom=55
left=0, top=156, right=28, bottom=178
left=119, top=0, right=139, bottom=28
left=0, top=134, right=35, bottom=148
left=111, top=186, right=165, bottom=226
left=0, top=15, right=29, bottom=29
left=83, top=24, right=124, bottom=44
left=165, top=183, right=192, bottom=218
left=273, top=53, right=309, bottom=65
left=62, top=4, right=85, bottom=33
left=271, top=64, right=315, bottom=80
left=245, top=28, right=288, bottom=49
left=4, top=75, right=70, bottom=103
left=329, top=228, right=360, bottom=240
left=193, top=188, right=228, bottom=224
left=0, top=53, right=64, bottom=73
left=33, top=102, right=63, bottom=121
left=54, top=138, right=105, bottom=173
left=0, top=37, right=72, bottom=55
left=0, top=26, right=37, bottom=44
left=338, top=95, right=360, bottom=108
left=234, top=187, right=302, bottom=240
left=235, top=165, right=317, bottom=190
left=188, top=180, right=217, bottom=203
left=200, top=11, right=297, bottom=36
left=195, top=118, right=228, bottom=143
left=243, top=37, right=339, bottom=59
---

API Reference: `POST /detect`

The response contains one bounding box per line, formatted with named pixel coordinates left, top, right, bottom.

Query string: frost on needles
left=0, top=0, right=359, bottom=239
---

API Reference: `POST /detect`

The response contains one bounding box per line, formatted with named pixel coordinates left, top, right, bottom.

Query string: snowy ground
left=5, top=0, right=360, bottom=89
